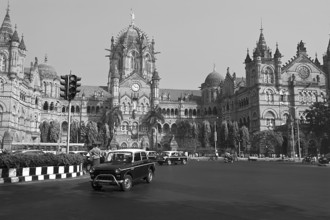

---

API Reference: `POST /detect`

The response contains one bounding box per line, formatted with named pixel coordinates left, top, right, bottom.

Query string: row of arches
left=160, top=107, right=218, bottom=117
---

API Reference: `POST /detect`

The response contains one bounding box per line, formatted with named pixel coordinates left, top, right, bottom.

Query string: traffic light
left=60, top=75, right=69, bottom=100
left=67, top=75, right=81, bottom=101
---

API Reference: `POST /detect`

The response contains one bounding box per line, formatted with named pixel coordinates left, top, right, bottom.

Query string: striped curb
left=0, top=164, right=85, bottom=184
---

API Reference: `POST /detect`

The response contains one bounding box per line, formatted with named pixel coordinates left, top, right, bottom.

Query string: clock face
left=298, top=66, right=310, bottom=79
left=131, top=83, right=140, bottom=92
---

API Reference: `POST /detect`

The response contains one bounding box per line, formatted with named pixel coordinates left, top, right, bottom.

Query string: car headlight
left=115, top=168, right=121, bottom=174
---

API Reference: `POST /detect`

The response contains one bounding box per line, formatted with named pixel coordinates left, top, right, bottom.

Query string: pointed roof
left=314, top=53, right=320, bottom=66
left=11, top=25, right=19, bottom=42
left=152, top=69, right=160, bottom=80
left=19, top=34, right=26, bottom=50
left=0, top=4, right=13, bottom=36
left=245, top=48, right=252, bottom=63
left=274, top=43, right=282, bottom=59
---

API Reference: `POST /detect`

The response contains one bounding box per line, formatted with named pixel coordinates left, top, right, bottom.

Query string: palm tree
left=141, top=105, right=165, bottom=150
left=101, top=105, right=123, bottom=144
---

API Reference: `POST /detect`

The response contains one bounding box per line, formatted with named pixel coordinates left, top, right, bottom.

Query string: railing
left=11, top=142, right=87, bottom=153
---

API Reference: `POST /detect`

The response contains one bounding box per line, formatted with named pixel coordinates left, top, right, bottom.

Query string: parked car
left=89, top=149, right=156, bottom=191
left=318, top=156, right=330, bottom=166
left=156, top=151, right=188, bottom=165
left=12, top=150, right=45, bottom=156
left=146, top=151, right=157, bottom=161
left=248, top=155, right=258, bottom=161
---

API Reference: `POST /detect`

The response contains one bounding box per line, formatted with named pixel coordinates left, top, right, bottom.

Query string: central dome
left=38, top=57, right=58, bottom=79
left=204, top=70, right=224, bottom=87
left=116, top=25, right=149, bottom=46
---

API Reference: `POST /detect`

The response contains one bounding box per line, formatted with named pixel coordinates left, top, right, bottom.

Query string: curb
left=0, top=165, right=86, bottom=185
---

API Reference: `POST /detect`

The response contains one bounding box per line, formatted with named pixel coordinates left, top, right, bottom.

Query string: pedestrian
left=88, top=141, right=102, bottom=167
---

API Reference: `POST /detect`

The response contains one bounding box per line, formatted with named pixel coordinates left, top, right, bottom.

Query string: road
left=0, top=160, right=329, bottom=220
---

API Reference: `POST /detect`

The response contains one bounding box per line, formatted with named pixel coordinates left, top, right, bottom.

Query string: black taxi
left=157, top=151, right=188, bottom=165
left=90, top=149, right=156, bottom=191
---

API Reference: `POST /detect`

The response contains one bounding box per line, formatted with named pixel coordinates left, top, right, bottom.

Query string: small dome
left=204, top=70, right=224, bottom=87
left=38, top=56, right=57, bottom=79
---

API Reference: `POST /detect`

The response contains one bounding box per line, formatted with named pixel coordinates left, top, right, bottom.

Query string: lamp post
left=214, top=120, right=217, bottom=155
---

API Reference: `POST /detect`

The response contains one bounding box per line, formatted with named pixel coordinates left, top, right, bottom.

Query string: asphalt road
left=0, top=160, right=329, bottom=220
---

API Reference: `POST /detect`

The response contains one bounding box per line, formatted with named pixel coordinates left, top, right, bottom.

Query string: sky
left=2, top=0, right=330, bottom=90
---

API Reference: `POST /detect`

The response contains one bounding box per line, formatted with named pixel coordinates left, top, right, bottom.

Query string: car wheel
left=182, top=159, right=187, bottom=165
left=91, top=182, right=102, bottom=191
left=121, top=175, right=133, bottom=191
left=146, top=169, right=153, bottom=183
left=167, top=160, right=172, bottom=165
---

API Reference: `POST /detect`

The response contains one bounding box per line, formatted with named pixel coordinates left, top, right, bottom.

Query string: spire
left=11, top=24, right=20, bottom=42
left=296, top=40, right=307, bottom=56
left=44, top=54, right=48, bottom=63
left=274, top=42, right=282, bottom=59
left=245, top=48, right=252, bottom=63
left=327, top=35, right=330, bottom=56
left=130, top=9, right=135, bottom=26
left=314, top=53, right=320, bottom=66
left=0, top=2, right=13, bottom=36
left=152, top=68, right=160, bottom=80
left=213, top=63, right=216, bottom=72
left=19, top=34, right=26, bottom=50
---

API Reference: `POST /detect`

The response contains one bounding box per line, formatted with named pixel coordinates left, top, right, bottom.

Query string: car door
left=133, top=152, right=144, bottom=180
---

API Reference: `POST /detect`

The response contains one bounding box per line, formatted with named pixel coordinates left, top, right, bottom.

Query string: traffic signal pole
left=67, top=100, right=71, bottom=154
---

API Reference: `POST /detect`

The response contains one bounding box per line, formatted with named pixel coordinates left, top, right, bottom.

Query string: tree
left=39, top=121, right=50, bottom=142
left=201, top=120, right=211, bottom=148
left=219, top=121, right=228, bottom=150
left=85, top=121, right=99, bottom=147
left=141, top=105, right=165, bottom=150
left=49, top=121, right=60, bottom=143
left=251, top=130, right=283, bottom=156
left=70, top=121, right=80, bottom=143
left=79, top=121, right=87, bottom=143
left=239, top=125, right=250, bottom=153
left=305, top=102, right=330, bottom=138
left=101, top=105, right=123, bottom=143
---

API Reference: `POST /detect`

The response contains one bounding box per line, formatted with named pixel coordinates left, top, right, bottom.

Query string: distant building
left=0, top=6, right=329, bottom=153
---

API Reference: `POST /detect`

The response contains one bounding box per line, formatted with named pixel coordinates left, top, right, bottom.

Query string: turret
left=274, top=43, right=282, bottom=86
left=111, top=65, right=120, bottom=107
left=151, top=69, right=160, bottom=107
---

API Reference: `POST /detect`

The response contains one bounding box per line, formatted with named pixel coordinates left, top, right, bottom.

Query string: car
left=146, top=151, right=157, bottom=161
left=318, top=156, right=330, bottom=166
left=156, top=151, right=188, bottom=165
left=248, top=155, right=258, bottom=161
left=89, top=149, right=156, bottom=191
left=12, top=150, right=45, bottom=156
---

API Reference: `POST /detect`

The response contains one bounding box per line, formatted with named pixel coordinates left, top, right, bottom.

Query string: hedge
left=0, top=153, right=85, bottom=169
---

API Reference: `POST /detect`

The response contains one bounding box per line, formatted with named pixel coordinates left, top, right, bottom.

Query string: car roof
left=112, top=149, right=146, bottom=153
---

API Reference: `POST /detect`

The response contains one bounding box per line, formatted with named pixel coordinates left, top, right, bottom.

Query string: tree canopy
left=304, top=101, right=330, bottom=138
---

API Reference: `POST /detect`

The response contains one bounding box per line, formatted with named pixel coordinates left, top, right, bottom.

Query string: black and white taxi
left=89, top=149, right=156, bottom=191
left=157, top=151, right=188, bottom=165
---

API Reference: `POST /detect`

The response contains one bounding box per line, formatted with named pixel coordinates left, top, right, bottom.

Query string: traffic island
left=0, top=164, right=84, bottom=184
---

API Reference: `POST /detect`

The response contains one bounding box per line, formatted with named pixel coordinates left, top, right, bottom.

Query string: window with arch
left=264, top=111, right=275, bottom=128
left=43, top=101, right=49, bottom=110
left=263, top=67, right=274, bottom=84
left=0, top=54, right=6, bottom=72
left=62, top=121, right=68, bottom=133
left=0, top=77, right=5, bottom=92
left=0, top=105, right=3, bottom=127
left=121, top=121, right=129, bottom=132
left=87, top=106, right=91, bottom=113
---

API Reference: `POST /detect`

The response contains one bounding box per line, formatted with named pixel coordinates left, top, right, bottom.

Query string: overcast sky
left=2, top=0, right=330, bottom=90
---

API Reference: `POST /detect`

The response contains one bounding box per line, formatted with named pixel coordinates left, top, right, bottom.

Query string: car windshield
left=148, top=152, right=156, bottom=156
left=161, top=152, right=171, bottom=156
left=107, top=152, right=133, bottom=163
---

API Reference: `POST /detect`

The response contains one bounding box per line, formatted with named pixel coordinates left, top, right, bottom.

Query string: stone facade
left=0, top=7, right=329, bottom=153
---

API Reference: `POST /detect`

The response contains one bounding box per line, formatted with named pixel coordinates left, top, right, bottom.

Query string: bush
left=0, top=153, right=84, bottom=169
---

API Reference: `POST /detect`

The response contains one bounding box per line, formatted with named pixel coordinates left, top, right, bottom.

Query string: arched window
left=0, top=54, right=6, bottom=72
left=163, top=123, right=170, bottom=133
left=0, top=105, right=3, bottom=127
left=43, top=101, right=49, bottom=110
left=96, top=106, right=100, bottom=114
left=62, top=121, right=68, bottom=133
left=265, top=111, right=275, bottom=128
left=76, top=106, right=80, bottom=113
left=184, top=109, right=188, bottom=116
left=213, top=107, right=217, bottom=115
left=87, top=106, right=91, bottom=113
left=62, top=106, right=65, bottom=113
left=50, top=102, right=54, bottom=111
left=71, top=106, right=75, bottom=113
left=121, top=121, right=129, bottom=132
